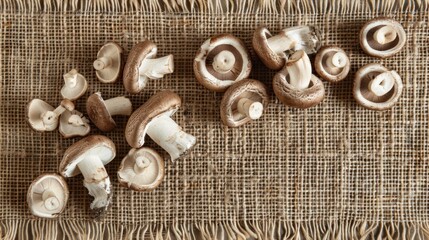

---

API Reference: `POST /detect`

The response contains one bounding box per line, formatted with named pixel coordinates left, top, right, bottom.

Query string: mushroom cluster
left=26, top=17, right=406, bottom=219
left=27, top=40, right=195, bottom=218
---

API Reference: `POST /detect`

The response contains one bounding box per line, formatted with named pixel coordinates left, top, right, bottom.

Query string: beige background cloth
left=1, top=0, right=429, bottom=239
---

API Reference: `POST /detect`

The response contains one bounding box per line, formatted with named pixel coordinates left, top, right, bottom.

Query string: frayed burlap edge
left=2, top=219, right=429, bottom=239
left=0, top=0, right=427, bottom=14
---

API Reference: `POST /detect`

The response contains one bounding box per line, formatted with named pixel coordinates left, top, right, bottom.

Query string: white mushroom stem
left=77, top=155, right=111, bottom=210
left=237, top=98, right=264, bottom=120
left=42, top=105, right=70, bottom=126
left=63, top=69, right=79, bottom=88
left=104, top=97, right=133, bottom=116
left=266, top=32, right=295, bottom=53
left=139, top=55, right=174, bottom=79
left=133, top=156, right=151, bottom=174
left=286, top=50, right=312, bottom=90
left=373, top=25, right=397, bottom=45
left=41, top=189, right=60, bottom=211
left=93, top=57, right=112, bottom=71
left=68, top=114, right=86, bottom=126
left=368, top=71, right=397, bottom=96
left=326, top=51, right=348, bottom=69
left=212, top=50, right=236, bottom=73
left=146, top=114, right=196, bottom=161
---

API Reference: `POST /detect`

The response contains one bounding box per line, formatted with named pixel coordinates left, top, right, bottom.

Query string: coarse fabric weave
left=1, top=0, right=429, bottom=239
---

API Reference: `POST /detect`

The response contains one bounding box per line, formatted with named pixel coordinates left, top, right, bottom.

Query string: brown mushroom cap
left=252, top=26, right=287, bottom=70
left=27, top=173, right=69, bottom=218
left=359, top=17, right=406, bottom=58
left=94, top=42, right=123, bottom=83
left=194, top=34, right=251, bottom=92
left=314, top=46, right=351, bottom=83
left=125, top=90, right=181, bottom=148
left=59, top=135, right=116, bottom=177
left=220, top=79, right=269, bottom=127
left=117, top=147, right=165, bottom=192
left=353, top=63, right=403, bottom=111
left=86, top=92, right=116, bottom=132
left=273, top=71, right=325, bottom=109
left=123, top=40, right=157, bottom=94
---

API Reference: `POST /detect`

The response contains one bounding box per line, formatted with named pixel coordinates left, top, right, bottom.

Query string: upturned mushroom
left=118, top=147, right=165, bottom=191
left=194, top=34, right=252, bottom=92
left=359, top=17, right=406, bottom=58
left=353, top=63, right=403, bottom=111
left=59, top=135, right=116, bottom=218
left=253, top=25, right=321, bottom=70
left=314, top=46, right=350, bottom=83
left=27, top=99, right=75, bottom=132
left=94, top=42, right=123, bottom=83
left=86, top=92, right=133, bottom=132
left=220, top=79, right=269, bottom=127
left=27, top=173, right=69, bottom=218
left=123, top=40, right=174, bottom=94
left=273, top=50, right=325, bottom=108
left=125, top=90, right=196, bottom=161
left=61, top=69, right=88, bottom=101
left=59, top=110, right=90, bottom=138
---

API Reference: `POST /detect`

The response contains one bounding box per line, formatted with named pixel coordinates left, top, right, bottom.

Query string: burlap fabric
left=1, top=0, right=429, bottom=239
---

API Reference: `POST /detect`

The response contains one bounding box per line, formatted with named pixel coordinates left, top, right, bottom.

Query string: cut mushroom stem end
left=368, top=71, right=398, bottom=96
left=373, top=25, right=397, bottom=45
left=77, top=155, right=112, bottom=214
left=63, top=69, right=79, bottom=88
left=213, top=50, right=236, bottom=73
left=326, top=51, right=348, bottom=69
left=93, top=57, right=112, bottom=71
left=237, top=98, right=264, bottom=120
left=146, top=113, right=196, bottom=161
left=133, top=156, right=151, bottom=174
left=140, top=54, right=174, bottom=80
left=286, top=50, right=312, bottom=90
left=41, top=190, right=60, bottom=211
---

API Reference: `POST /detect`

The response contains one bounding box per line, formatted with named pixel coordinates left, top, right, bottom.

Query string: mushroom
left=59, top=135, right=116, bottom=218
left=273, top=50, right=325, bottom=108
left=353, top=63, right=403, bottom=111
left=194, top=34, right=252, bottom=92
left=117, top=147, right=165, bottom=191
left=59, top=110, right=91, bottom=138
left=220, top=79, right=269, bottom=127
left=123, top=40, right=174, bottom=94
left=86, top=92, right=133, bottom=132
left=314, top=46, right=351, bottom=83
left=60, top=69, right=88, bottom=101
left=252, top=25, right=321, bottom=70
left=27, top=99, right=75, bottom=132
left=94, top=42, right=123, bottom=83
left=27, top=173, right=69, bottom=218
left=125, top=90, right=196, bottom=162
left=359, top=17, right=406, bottom=58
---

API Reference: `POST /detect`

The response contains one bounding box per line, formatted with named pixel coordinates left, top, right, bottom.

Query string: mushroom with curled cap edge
left=27, top=99, right=75, bottom=132
left=27, top=173, right=69, bottom=218
left=353, top=63, right=403, bottom=111
left=314, top=46, right=351, bottom=83
left=253, top=25, right=321, bottom=70
left=59, top=109, right=90, bottom=138
left=61, top=69, right=88, bottom=101
left=273, top=50, right=325, bottom=109
left=86, top=92, right=132, bottom=132
left=125, top=90, right=196, bottom=162
left=220, top=79, right=269, bottom=127
left=94, top=42, right=123, bottom=83
left=59, top=135, right=116, bottom=219
left=123, top=40, right=174, bottom=94
left=118, top=147, right=165, bottom=191
left=359, top=17, right=406, bottom=58
left=194, top=34, right=252, bottom=92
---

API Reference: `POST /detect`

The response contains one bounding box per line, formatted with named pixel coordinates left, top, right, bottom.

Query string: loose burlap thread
left=1, top=0, right=429, bottom=239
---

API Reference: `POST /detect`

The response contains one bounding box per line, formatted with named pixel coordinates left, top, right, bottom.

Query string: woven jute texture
left=1, top=0, right=429, bottom=239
